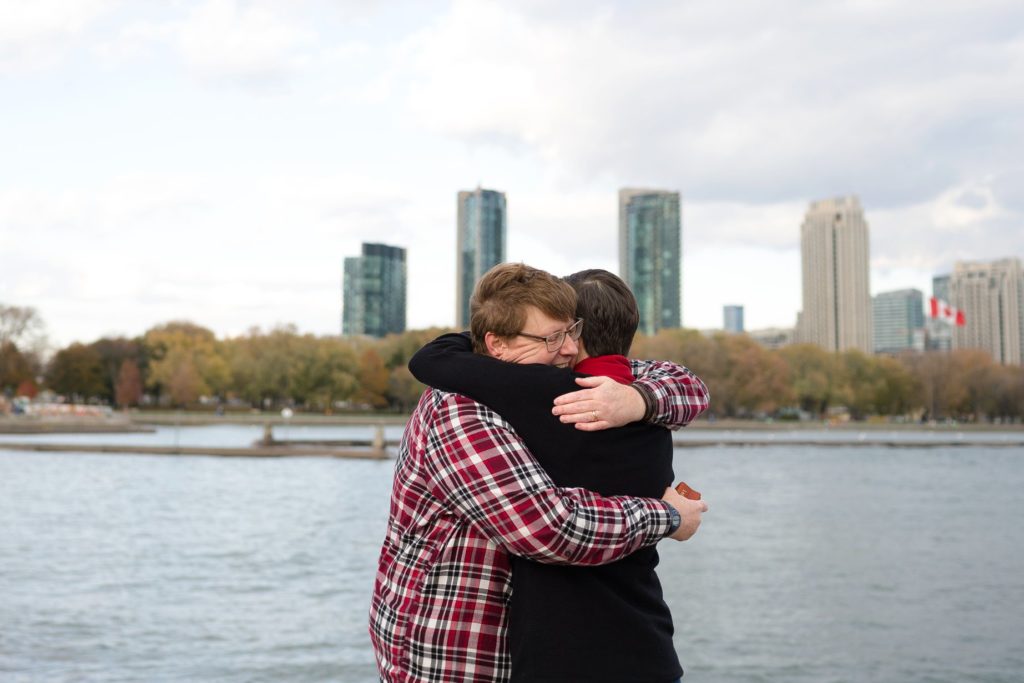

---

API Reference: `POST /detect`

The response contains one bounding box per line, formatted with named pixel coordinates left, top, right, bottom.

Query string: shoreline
left=4, top=413, right=1022, bottom=434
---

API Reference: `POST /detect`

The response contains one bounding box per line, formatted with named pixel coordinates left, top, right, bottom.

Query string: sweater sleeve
left=422, top=393, right=674, bottom=564
left=409, top=332, right=574, bottom=419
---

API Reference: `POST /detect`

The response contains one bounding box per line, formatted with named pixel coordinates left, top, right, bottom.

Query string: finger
left=557, top=409, right=596, bottom=423
left=552, top=389, right=595, bottom=407
left=573, top=420, right=611, bottom=432
left=574, top=376, right=605, bottom=388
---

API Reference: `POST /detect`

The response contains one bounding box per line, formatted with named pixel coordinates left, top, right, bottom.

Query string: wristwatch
left=665, top=503, right=681, bottom=537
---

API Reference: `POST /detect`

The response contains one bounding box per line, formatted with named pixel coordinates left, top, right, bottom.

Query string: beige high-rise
left=949, top=258, right=1023, bottom=365
left=797, top=196, right=872, bottom=353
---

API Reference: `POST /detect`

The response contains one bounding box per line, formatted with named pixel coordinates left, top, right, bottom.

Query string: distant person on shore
left=410, top=268, right=705, bottom=682
left=369, top=263, right=708, bottom=682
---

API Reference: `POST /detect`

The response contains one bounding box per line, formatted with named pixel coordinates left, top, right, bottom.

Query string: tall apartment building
left=949, top=258, right=1023, bottom=365
left=618, top=188, right=681, bottom=335
left=455, top=187, right=507, bottom=329
left=926, top=274, right=953, bottom=352
left=723, top=305, right=744, bottom=334
left=796, top=196, right=872, bottom=353
left=872, top=288, right=924, bottom=354
left=342, top=243, right=407, bottom=338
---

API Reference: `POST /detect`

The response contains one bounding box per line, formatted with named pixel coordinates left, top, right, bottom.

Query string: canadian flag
left=928, top=297, right=966, bottom=326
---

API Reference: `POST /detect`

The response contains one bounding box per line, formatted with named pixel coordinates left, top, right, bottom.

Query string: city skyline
left=2, top=1, right=1022, bottom=348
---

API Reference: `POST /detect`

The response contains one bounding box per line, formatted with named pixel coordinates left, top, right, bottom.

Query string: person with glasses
left=409, top=267, right=704, bottom=682
left=370, top=263, right=708, bottom=683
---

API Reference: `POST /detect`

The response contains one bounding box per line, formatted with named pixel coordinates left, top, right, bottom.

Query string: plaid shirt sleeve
left=630, top=359, right=710, bottom=431
left=423, top=392, right=674, bottom=564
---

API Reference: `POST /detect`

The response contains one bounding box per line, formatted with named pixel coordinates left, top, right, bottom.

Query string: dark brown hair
left=563, top=269, right=639, bottom=356
left=470, top=263, right=577, bottom=353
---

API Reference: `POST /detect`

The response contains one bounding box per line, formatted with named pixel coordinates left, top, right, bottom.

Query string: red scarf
left=573, top=354, right=635, bottom=385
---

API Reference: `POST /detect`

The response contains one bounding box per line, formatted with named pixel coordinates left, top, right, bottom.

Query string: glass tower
left=724, top=305, right=745, bottom=333
left=618, top=188, right=681, bottom=336
left=342, top=243, right=407, bottom=337
left=872, top=288, right=924, bottom=354
left=456, top=188, right=507, bottom=329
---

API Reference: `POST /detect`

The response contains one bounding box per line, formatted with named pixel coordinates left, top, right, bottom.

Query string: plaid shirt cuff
left=630, top=359, right=710, bottom=430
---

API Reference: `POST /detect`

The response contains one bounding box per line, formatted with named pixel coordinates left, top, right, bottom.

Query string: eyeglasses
left=516, top=318, right=584, bottom=353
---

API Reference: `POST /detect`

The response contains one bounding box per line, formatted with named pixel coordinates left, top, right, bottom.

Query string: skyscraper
left=797, top=196, right=872, bottom=353
left=456, top=187, right=507, bottom=328
left=949, top=258, right=1023, bottom=365
left=618, top=188, right=681, bottom=335
left=342, top=242, right=407, bottom=338
left=872, top=288, right=924, bottom=354
left=723, top=305, right=744, bottom=334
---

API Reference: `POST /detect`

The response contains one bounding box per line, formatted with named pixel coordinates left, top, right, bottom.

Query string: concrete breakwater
left=0, top=441, right=389, bottom=459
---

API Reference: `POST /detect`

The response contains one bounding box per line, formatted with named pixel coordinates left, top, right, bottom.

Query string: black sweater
left=409, top=333, right=682, bottom=683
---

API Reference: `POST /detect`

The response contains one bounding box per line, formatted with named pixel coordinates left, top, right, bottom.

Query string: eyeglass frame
left=515, top=318, right=584, bottom=353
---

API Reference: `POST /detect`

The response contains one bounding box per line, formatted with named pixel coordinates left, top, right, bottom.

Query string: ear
left=484, top=332, right=507, bottom=359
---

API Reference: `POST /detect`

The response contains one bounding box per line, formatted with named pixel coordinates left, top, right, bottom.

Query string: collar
left=573, top=354, right=635, bottom=385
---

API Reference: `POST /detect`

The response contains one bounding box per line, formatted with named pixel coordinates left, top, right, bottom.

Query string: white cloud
left=177, top=0, right=315, bottom=85
left=392, top=0, right=1024, bottom=205
left=0, top=0, right=118, bottom=72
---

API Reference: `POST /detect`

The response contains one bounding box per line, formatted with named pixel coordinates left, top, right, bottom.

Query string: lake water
left=1, top=427, right=1022, bottom=682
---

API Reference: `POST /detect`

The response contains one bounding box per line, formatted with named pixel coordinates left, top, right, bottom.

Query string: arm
left=409, top=332, right=573, bottom=420
left=553, top=359, right=710, bottom=431
left=423, top=393, right=676, bottom=565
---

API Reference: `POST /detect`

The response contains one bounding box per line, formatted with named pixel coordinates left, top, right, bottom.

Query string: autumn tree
left=355, top=348, right=390, bottom=409
left=1, top=342, right=37, bottom=394
left=115, top=359, right=143, bottom=408
left=144, top=322, right=229, bottom=405
left=91, top=337, right=147, bottom=405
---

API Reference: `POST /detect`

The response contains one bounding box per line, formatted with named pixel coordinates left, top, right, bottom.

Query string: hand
left=551, top=376, right=645, bottom=431
left=661, top=486, right=708, bottom=541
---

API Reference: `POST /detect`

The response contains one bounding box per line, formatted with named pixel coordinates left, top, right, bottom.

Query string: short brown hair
left=564, top=269, right=639, bottom=356
left=470, top=263, right=577, bottom=353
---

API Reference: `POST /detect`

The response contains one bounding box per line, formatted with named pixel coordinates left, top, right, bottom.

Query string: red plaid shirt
left=369, top=360, right=709, bottom=682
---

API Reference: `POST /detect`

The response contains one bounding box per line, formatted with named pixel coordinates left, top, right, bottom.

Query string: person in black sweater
left=409, top=269, right=707, bottom=682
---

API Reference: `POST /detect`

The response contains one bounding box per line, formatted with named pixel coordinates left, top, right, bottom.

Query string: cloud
left=0, top=0, right=118, bottom=72
left=0, top=171, right=454, bottom=346
left=177, top=0, right=315, bottom=86
left=393, top=0, right=1024, bottom=207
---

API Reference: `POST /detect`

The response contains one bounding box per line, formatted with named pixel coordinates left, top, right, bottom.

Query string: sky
left=1, top=0, right=1022, bottom=349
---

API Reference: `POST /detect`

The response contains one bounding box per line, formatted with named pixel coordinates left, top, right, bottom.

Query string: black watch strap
left=665, top=504, right=681, bottom=536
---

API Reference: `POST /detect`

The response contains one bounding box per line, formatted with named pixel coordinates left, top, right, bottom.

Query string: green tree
left=47, top=343, right=105, bottom=401
left=779, top=344, right=849, bottom=417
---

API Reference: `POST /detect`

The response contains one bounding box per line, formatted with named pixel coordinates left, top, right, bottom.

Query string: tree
left=91, top=337, right=147, bottom=405
left=388, top=365, right=425, bottom=411
left=356, top=348, right=390, bottom=408
left=0, top=304, right=44, bottom=349
left=144, top=322, right=229, bottom=405
left=115, top=359, right=143, bottom=408
left=46, top=343, right=105, bottom=401
left=779, top=344, right=849, bottom=417
left=1, top=342, right=37, bottom=394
